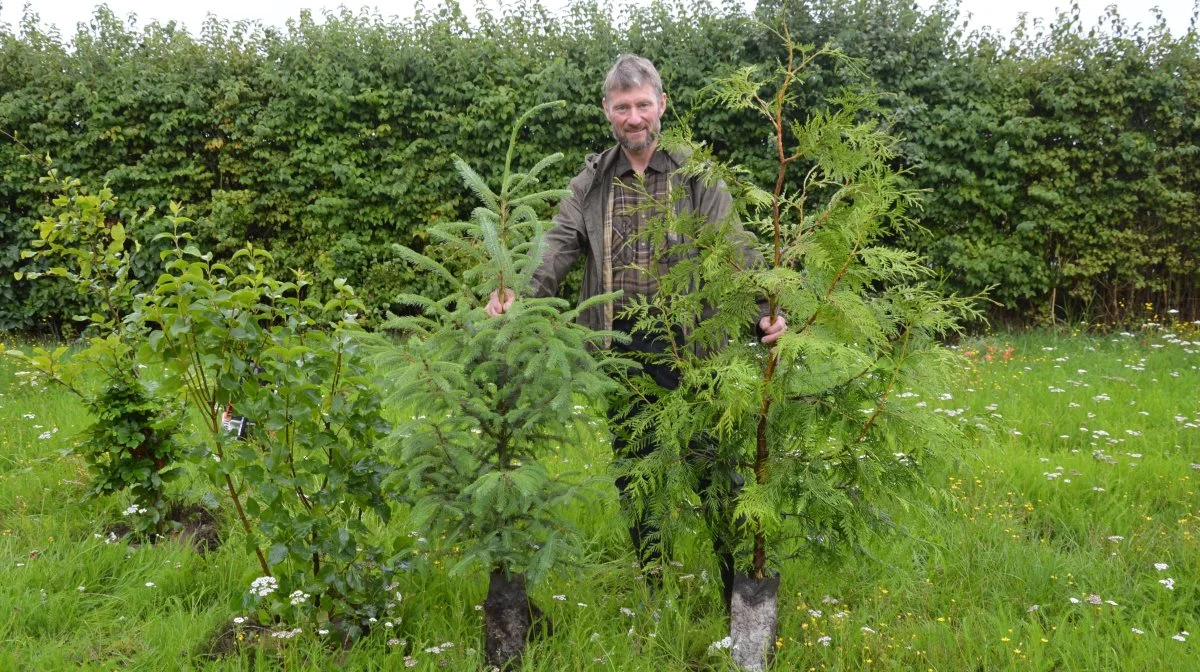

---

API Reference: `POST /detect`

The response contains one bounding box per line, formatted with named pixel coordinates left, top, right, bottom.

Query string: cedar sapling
left=619, top=29, right=984, bottom=671
left=366, top=101, right=627, bottom=668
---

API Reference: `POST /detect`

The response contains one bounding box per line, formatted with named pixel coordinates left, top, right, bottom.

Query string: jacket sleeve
left=530, top=170, right=589, bottom=299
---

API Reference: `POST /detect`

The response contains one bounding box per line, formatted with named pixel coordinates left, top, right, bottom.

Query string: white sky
left=2, top=0, right=1196, bottom=39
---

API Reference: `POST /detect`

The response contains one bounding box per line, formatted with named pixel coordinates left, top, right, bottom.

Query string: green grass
left=1, top=326, right=1198, bottom=670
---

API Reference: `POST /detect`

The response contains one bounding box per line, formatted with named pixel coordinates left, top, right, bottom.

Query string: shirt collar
left=614, top=147, right=672, bottom=177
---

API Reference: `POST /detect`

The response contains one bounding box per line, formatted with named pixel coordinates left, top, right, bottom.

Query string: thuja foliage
left=5, top=166, right=184, bottom=538
left=367, top=102, right=624, bottom=583
left=621, top=34, right=983, bottom=577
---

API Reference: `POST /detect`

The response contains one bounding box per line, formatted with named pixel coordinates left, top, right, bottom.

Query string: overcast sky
left=2, top=0, right=1196, bottom=39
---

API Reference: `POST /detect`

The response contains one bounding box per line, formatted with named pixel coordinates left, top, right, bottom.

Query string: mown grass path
left=1, top=326, right=1197, bottom=670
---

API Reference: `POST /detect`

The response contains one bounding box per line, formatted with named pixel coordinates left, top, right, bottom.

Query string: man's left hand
left=759, top=313, right=787, bottom=345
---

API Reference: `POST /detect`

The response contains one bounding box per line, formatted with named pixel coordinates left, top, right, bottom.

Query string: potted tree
left=618, top=32, right=983, bottom=671
left=368, top=101, right=626, bottom=668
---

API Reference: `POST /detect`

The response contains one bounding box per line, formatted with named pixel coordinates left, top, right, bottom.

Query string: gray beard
left=615, top=128, right=658, bottom=153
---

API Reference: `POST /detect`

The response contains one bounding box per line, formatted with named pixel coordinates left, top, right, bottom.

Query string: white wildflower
left=708, top=636, right=733, bottom=653
left=249, top=576, right=278, bottom=597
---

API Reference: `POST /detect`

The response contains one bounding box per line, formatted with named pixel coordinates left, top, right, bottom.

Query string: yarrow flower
left=1160, top=578, right=1176, bottom=590
left=122, top=505, right=148, bottom=517
left=817, top=635, right=832, bottom=646
left=289, top=590, right=310, bottom=606
left=1154, top=563, right=1169, bottom=571
left=249, top=576, right=278, bottom=597
left=708, top=636, right=733, bottom=653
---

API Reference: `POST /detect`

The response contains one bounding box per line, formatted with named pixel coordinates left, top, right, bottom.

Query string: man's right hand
left=485, top=288, right=516, bottom=317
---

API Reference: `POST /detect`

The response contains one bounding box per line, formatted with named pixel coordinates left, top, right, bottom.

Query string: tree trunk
left=729, top=571, right=780, bottom=671
left=484, top=569, right=548, bottom=669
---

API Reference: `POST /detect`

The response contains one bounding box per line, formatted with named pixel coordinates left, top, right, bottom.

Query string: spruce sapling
left=367, top=101, right=626, bottom=668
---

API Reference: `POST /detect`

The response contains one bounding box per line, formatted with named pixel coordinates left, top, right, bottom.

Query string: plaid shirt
left=608, top=150, right=675, bottom=316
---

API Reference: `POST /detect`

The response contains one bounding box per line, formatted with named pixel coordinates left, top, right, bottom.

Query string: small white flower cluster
left=249, top=576, right=278, bottom=598
left=122, top=505, right=148, bottom=517
left=1172, top=631, right=1191, bottom=642
left=817, top=635, right=832, bottom=646
left=707, top=636, right=733, bottom=654
left=271, top=628, right=303, bottom=639
left=424, top=641, right=455, bottom=654
left=289, top=589, right=310, bottom=606
left=1160, top=578, right=1176, bottom=590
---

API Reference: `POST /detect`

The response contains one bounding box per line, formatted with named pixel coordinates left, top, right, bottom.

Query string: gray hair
left=603, top=54, right=663, bottom=98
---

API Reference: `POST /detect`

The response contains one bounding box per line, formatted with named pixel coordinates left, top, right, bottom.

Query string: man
left=487, top=54, right=786, bottom=605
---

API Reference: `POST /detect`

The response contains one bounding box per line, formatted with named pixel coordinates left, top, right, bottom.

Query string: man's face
left=603, top=84, right=667, bottom=154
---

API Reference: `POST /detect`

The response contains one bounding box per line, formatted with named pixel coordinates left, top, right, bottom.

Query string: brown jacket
left=532, top=145, right=762, bottom=333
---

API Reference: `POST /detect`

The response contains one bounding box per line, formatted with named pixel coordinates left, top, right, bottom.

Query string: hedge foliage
left=2, top=0, right=1198, bottom=331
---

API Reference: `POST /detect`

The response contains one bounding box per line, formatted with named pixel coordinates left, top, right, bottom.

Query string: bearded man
left=487, top=54, right=786, bottom=608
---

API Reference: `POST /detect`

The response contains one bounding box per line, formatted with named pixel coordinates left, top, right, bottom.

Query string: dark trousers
left=609, top=320, right=739, bottom=608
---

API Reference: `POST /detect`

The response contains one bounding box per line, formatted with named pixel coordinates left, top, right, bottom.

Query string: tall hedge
left=2, top=0, right=1198, bottom=331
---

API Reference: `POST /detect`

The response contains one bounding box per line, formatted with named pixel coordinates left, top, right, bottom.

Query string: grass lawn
left=1, top=325, right=1197, bottom=670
